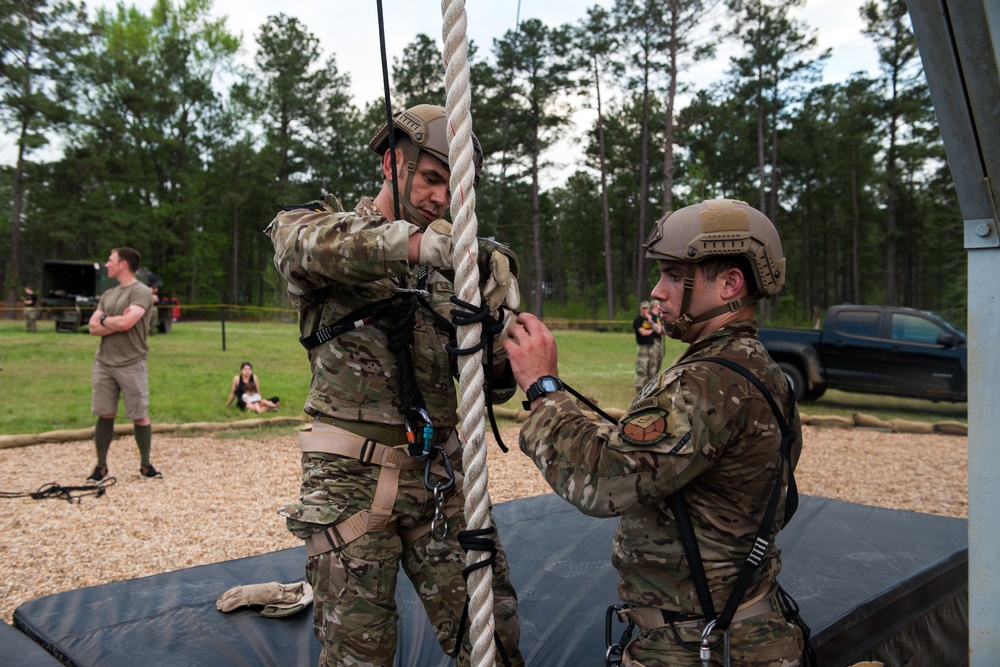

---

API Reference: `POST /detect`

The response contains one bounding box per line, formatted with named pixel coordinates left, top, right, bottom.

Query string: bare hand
left=503, top=313, right=559, bottom=392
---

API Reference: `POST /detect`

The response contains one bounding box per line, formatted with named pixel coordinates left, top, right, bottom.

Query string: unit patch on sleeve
left=619, top=408, right=670, bottom=446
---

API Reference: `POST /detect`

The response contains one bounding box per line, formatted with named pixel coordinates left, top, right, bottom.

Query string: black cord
left=446, top=297, right=511, bottom=452
left=374, top=295, right=427, bottom=431
left=0, top=477, right=116, bottom=504
left=375, top=0, right=400, bottom=221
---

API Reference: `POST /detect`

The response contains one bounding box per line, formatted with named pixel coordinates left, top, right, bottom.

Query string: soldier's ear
left=719, top=267, right=747, bottom=300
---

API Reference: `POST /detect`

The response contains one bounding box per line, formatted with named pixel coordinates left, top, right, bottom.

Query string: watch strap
left=523, top=376, right=563, bottom=410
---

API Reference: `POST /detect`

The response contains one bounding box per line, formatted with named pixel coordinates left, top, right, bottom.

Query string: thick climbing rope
left=441, top=2, right=498, bottom=666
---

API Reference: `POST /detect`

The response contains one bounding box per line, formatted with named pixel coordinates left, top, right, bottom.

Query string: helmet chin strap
left=666, top=264, right=760, bottom=339
left=392, top=147, right=433, bottom=229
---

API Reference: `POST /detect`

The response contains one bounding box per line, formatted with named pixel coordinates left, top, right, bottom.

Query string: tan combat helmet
left=369, top=104, right=483, bottom=227
left=644, top=198, right=785, bottom=337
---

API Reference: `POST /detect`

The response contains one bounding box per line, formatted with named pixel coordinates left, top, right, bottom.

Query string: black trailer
left=39, top=260, right=173, bottom=333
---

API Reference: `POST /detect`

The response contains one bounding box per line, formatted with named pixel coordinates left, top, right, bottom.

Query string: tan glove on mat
left=216, top=580, right=313, bottom=618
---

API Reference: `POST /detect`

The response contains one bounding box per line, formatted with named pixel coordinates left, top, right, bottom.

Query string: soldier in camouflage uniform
left=649, top=299, right=664, bottom=373
left=266, top=104, right=523, bottom=667
left=632, top=301, right=660, bottom=393
left=505, top=199, right=804, bottom=666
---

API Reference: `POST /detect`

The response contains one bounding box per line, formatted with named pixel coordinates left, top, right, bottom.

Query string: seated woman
left=225, top=362, right=279, bottom=410
left=241, top=380, right=279, bottom=413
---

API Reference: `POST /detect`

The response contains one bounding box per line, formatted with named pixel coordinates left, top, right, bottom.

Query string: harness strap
left=304, top=492, right=464, bottom=556
left=299, top=427, right=432, bottom=469
left=301, top=424, right=463, bottom=556
left=299, top=295, right=400, bottom=350
left=666, top=356, right=797, bottom=635
left=621, top=594, right=777, bottom=632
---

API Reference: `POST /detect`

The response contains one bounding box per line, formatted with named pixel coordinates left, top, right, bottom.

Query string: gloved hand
left=418, top=220, right=520, bottom=315
left=478, top=238, right=520, bottom=313
left=216, top=580, right=313, bottom=618
left=417, top=219, right=455, bottom=269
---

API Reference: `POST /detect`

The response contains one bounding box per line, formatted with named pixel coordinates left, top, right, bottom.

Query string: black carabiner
left=605, top=604, right=634, bottom=667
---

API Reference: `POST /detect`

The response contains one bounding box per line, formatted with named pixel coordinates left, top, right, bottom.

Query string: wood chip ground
left=0, top=424, right=967, bottom=624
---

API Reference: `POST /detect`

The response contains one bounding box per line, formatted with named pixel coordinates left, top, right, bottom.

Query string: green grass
left=0, top=319, right=966, bottom=436
left=0, top=318, right=311, bottom=434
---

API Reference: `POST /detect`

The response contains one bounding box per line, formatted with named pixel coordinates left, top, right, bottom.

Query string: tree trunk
left=231, top=200, right=239, bottom=305
left=662, top=2, right=679, bottom=216
left=531, top=142, right=543, bottom=317
left=634, top=79, right=651, bottom=305
left=757, top=87, right=766, bottom=213
left=851, top=158, right=860, bottom=303
left=595, top=56, right=615, bottom=321
left=885, top=119, right=898, bottom=307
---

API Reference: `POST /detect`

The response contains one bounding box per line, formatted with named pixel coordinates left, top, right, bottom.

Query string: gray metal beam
left=906, top=0, right=1000, bottom=663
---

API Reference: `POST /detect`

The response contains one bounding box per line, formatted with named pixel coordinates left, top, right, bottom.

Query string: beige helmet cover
left=644, top=199, right=785, bottom=297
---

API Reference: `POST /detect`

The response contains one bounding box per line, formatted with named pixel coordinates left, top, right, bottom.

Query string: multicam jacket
left=267, top=195, right=515, bottom=531
left=519, top=320, right=802, bottom=615
left=270, top=194, right=481, bottom=428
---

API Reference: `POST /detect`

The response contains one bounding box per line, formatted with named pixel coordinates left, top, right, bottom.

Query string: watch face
left=540, top=377, right=561, bottom=393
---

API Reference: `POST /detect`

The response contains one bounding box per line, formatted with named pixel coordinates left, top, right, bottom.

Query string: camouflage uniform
left=650, top=311, right=664, bottom=374
left=267, top=195, right=523, bottom=667
left=23, top=288, right=38, bottom=332
left=520, top=320, right=804, bottom=666
left=633, top=312, right=658, bottom=392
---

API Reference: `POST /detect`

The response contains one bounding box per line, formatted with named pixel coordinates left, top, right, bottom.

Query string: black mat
left=11, top=494, right=967, bottom=667
left=1, top=621, right=63, bottom=667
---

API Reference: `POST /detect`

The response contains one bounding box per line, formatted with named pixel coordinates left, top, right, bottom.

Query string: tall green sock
left=95, top=417, right=115, bottom=467
left=135, top=423, right=153, bottom=467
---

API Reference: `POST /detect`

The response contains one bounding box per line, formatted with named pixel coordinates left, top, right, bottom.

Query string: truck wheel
left=777, top=362, right=805, bottom=402
left=803, top=385, right=827, bottom=401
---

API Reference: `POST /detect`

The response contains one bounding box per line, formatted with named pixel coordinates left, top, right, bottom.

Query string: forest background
left=0, top=0, right=965, bottom=328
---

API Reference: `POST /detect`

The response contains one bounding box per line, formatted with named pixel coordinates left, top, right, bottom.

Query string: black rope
left=0, top=478, right=116, bottom=504
left=446, top=297, right=511, bottom=453
left=374, top=295, right=427, bottom=435
left=375, top=0, right=400, bottom=221
left=452, top=526, right=512, bottom=667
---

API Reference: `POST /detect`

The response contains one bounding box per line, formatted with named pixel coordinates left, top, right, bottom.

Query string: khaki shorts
left=92, top=359, right=149, bottom=421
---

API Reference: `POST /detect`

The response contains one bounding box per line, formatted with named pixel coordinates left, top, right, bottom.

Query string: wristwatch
left=523, top=375, right=564, bottom=410
left=99, top=315, right=107, bottom=325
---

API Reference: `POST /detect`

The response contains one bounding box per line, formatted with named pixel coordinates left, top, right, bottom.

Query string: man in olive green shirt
left=87, top=247, right=161, bottom=482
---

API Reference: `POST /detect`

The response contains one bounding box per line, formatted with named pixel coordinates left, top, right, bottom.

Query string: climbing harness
left=1, top=477, right=116, bottom=504
left=301, top=423, right=463, bottom=557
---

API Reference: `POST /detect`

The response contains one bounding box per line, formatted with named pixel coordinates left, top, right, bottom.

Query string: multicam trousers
left=24, top=307, right=38, bottom=332
left=634, top=344, right=659, bottom=393
left=300, top=445, right=523, bottom=667
left=622, top=610, right=804, bottom=667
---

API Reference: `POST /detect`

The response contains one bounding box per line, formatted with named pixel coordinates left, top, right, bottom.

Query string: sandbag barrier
left=1, top=409, right=965, bottom=451
left=0, top=416, right=309, bottom=450
left=489, top=406, right=967, bottom=437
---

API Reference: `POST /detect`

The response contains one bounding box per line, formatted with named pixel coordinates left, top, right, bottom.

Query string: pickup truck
left=759, top=304, right=967, bottom=403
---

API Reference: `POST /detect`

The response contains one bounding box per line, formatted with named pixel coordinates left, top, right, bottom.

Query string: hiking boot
left=139, top=464, right=163, bottom=481
left=87, top=465, right=109, bottom=483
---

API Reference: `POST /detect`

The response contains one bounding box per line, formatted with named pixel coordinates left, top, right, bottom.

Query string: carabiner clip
left=391, top=286, right=430, bottom=298
left=408, top=407, right=434, bottom=457
left=700, top=619, right=717, bottom=667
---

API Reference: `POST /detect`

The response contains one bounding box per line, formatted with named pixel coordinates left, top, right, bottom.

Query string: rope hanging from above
left=441, top=2, right=501, bottom=666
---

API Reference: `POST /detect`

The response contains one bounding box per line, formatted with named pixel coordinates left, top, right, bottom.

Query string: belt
left=622, top=594, right=780, bottom=632
left=299, top=421, right=459, bottom=467
left=310, top=414, right=454, bottom=447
